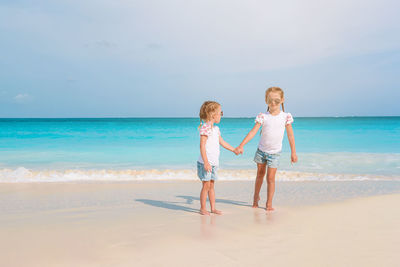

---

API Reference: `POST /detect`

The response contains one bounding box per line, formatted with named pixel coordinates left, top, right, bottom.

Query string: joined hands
left=233, top=146, right=244, bottom=155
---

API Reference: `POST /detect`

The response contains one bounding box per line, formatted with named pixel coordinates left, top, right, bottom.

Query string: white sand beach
left=1, top=181, right=399, bottom=267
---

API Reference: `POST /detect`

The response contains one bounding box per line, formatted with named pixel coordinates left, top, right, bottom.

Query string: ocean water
left=0, top=117, right=399, bottom=182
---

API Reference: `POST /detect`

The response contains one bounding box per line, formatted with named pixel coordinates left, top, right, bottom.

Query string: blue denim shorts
left=254, top=148, right=281, bottom=168
left=197, top=161, right=218, bottom=181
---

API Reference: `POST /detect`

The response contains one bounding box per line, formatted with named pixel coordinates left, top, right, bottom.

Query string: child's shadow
left=176, top=195, right=251, bottom=207
left=135, top=199, right=199, bottom=214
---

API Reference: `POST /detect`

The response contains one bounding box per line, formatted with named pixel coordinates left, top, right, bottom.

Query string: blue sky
left=0, top=0, right=399, bottom=117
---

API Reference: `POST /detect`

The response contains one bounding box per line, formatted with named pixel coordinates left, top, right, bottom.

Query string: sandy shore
left=1, top=181, right=399, bottom=267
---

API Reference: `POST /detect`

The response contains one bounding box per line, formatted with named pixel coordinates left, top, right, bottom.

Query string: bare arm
left=200, top=135, right=212, bottom=171
left=286, top=124, right=298, bottom=163
left=237, top=123, right=262, bottom=152
left=219, top=136, right=236, bottom=153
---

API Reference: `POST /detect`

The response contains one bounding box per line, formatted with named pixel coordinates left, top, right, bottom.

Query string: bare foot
left=200, top=209, right=210, bottom=215
left=266, top=204, right=275, bottom=211
left=252, top=196, right=260, bottom=208
left=211, top=209, right=222, bottom=215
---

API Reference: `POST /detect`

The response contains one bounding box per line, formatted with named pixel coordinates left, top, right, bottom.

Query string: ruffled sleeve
left=255, top=113, right=264, bottom=124
left=199, top=123, right=212, bottom=136
left=286, top=113, right=294, bottom=125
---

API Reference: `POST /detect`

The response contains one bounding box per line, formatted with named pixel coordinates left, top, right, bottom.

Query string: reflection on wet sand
left=200, top=214, right=217, bottom=239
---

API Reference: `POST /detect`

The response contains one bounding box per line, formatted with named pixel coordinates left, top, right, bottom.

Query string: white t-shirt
left=197, top=123, right=220, bottom=166
left=255, top=111, right=294, bottom=154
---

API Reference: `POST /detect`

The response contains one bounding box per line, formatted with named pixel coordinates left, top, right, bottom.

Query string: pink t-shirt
left=255, top=111, right=294, bottom=154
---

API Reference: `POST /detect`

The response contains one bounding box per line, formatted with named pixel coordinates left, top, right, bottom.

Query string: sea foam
left=0, top=167, right=398, bottom=183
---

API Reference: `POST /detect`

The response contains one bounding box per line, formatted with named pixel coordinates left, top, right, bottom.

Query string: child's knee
left=257, top=170, right=266, bottom=177
left=202, top=181, right=211, bottom=190
left=257, top=166, right=266, bottom=176
left=209, top=180, right=215, bottom=189
left=266, top=176, right=275, bottom=184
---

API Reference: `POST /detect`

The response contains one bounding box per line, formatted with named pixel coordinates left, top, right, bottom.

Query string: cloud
left=66, top=77, right=78, bottom=83
left=94, top=40, right=117, bottom=48
left=14, top=93, right=32, bottom=104
left=83, top=40, right=117, bottom=49
left=146, top=43, right=163, bottom=50
left=2, top=0, right=399, bottom=73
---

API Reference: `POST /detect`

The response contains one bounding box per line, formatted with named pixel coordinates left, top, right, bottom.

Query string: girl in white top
left=235, top=87, right=297, bottom=211
left=197, top=101, right=237, bottom=215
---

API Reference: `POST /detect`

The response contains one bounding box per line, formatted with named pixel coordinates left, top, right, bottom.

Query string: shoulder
left=283, top=112, right=294, bottom=124
left=255, top=112, right=266, bottom=124
left=199, top=123, right=212, bottom=136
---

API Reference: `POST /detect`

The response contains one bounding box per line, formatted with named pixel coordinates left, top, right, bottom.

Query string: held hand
left=233, top=147, right=240, bottom=155
left=235, top=146, right=244, bottom=155
left=204, top=162, right=212, bottom=172
left=291, top=153, right=298, bottom=164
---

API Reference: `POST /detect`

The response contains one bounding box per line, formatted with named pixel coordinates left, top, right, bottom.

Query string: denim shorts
left=197, top=161, right=218, bottom=181
left=254, top=148, right=281, bottom=168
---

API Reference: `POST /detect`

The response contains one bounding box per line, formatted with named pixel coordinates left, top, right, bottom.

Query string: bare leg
left=209, top=180, right=221, bottom=214
left=266, top=167, right=277, bottom=211
left=253, top=163, right=266, bottom=208
left=200, top=181, right=210, bottom=215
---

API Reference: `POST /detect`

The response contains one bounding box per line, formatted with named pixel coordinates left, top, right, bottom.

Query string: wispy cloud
left=2, top=0, right=399, bottom=72
left=0, top=1, right=399, bottom=117
left=66, top=77, right=78, bottom=83
left=14, top=93, right=32, bottom=104
left=94, top=40, right=117, bottom=48
left=84, top=40, right=117, bottom=48
left=146, top=43, right=163, bottom=50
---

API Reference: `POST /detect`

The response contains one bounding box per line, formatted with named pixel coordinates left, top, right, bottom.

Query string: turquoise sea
left=0, top=117, right=399, bottom=182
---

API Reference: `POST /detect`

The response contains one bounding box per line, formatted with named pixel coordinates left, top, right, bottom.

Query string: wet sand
left=1, top=181, right=399, bottom=267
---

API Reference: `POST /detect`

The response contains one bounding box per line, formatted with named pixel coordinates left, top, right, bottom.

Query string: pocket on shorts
left=197, top=161, right=213, bottom=181
left=267, top=153, right=281, bottom=168
left=254, top=149, right=265, bottom=164
left=204, top=169, right=212, bottom=180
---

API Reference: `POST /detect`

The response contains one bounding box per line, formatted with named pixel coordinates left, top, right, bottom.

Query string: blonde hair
left=265, top=86, right=285, bottom=112
left=199, top=101, right=221, bottom=125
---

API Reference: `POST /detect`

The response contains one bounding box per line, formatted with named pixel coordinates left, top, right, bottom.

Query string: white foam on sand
left=0, top=167, right=399, bottom=183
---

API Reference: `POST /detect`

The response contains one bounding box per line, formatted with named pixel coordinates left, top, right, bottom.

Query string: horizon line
left=0, top=115, right=399, bottom=119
